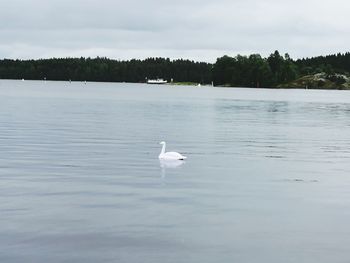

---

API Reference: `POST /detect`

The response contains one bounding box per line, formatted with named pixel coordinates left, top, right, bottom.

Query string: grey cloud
left=0, top=0, right=349, bottom=62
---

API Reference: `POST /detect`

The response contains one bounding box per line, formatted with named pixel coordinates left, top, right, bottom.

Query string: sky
left=0, top=0, right=349, bottom=62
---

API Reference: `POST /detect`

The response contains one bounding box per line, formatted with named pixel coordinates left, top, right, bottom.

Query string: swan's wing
left=164, top=152, right=187, bottom=159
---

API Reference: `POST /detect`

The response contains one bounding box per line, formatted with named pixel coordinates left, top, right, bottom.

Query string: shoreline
left=0, top=78, right=349, bottom=91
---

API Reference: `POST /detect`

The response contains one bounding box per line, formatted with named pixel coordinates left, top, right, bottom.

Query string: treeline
left=213, top=51, right=350, bottom=87
left=0, top=57, right=212, bottom=84
left=213, top=51, right=297, bottom=87
left=0, top=51, right=349, bottom=87
left=296, top=52, right=350, bottom=75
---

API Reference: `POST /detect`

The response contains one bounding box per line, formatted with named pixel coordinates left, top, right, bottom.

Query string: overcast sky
left=0, top=0, right=349, bottom=62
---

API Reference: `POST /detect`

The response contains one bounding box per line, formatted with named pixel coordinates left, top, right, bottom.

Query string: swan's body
left=158, top=142, right=187, bottom=160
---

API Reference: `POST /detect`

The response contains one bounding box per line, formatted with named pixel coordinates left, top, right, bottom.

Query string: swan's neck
left=160, top=143, right=166, bottom=155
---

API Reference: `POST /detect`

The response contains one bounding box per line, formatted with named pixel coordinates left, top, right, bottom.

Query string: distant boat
left=147, top=78, right=167, bottom=84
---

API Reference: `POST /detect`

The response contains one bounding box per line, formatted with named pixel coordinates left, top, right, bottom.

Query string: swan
left=158, top=141, right=187, bottom=160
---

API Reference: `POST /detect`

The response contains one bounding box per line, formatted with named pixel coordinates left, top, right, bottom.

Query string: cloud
left=0, top=0, right=349, bottom=62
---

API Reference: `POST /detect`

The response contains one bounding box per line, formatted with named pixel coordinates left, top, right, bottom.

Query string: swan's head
left=159, top=141, right=166, bottom=145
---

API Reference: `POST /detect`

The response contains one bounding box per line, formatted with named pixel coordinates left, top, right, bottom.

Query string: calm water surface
left=1, top=80, right=350, bottom=263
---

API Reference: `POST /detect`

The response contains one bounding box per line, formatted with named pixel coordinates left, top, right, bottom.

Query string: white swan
left=158, top=141, right=187, bottom=160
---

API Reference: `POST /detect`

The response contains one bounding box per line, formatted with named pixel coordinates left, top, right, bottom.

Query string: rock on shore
left=278, top=73, right=350, bottom=90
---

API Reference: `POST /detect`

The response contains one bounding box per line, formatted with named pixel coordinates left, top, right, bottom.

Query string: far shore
left=1, top=78, right=349, bottom=91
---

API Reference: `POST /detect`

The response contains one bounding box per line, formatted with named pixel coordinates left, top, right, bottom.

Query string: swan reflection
left=159, top=159, right=185, bottom=178
left=159, top=159, right=185, bottom=168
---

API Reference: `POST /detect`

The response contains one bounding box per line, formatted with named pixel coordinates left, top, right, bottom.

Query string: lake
left=1, top=80, right=350, bottom=263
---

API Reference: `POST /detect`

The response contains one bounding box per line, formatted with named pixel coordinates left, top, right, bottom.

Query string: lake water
left=1, top=80, right=350, bottom=263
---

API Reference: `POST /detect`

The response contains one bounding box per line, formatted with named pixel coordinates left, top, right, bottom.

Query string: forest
left=0, top=57, right=212, bottom=84
left=0, top=51, right=349, bottom=88
left=212, top=51, right=350, bottom=87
